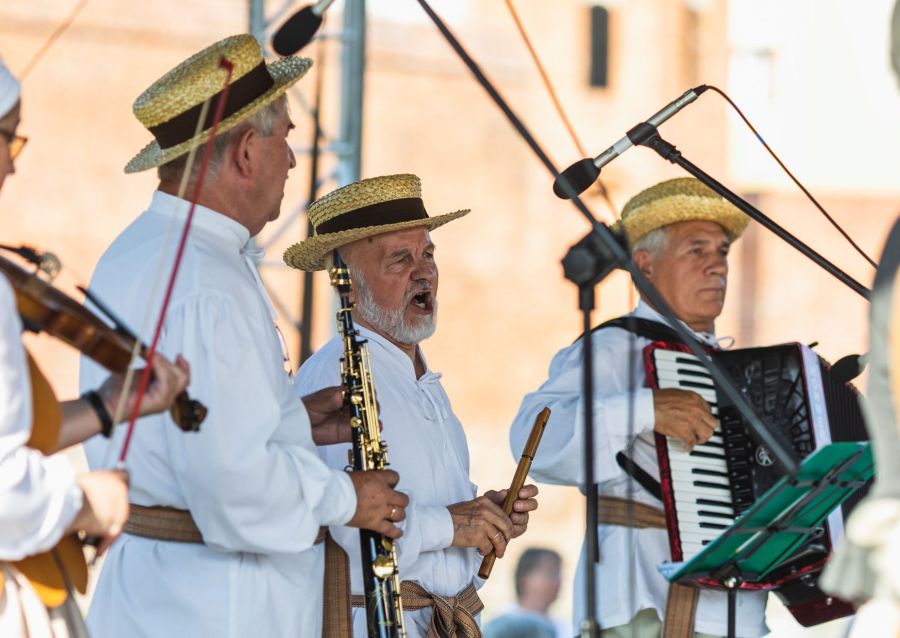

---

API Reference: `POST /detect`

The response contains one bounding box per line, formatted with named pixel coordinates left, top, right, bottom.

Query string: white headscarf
left=0, top=56, right=20, bottom=120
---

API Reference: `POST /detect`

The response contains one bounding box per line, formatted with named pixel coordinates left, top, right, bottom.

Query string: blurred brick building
left=1, top=1, right=896, bottom=635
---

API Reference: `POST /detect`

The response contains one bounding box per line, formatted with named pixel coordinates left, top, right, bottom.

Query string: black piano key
left=692, top=468, right=729, bottom=478
left=698, top=510, right=736, bottom=520
left=696, top=497, right=733, bottom=509
left=690, top=450, right=725, bottom=460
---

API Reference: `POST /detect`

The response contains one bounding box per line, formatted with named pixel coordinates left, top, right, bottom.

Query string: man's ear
left=230, top=126, right=258, bottom=179
left=633, top=250, right=653, bottom=281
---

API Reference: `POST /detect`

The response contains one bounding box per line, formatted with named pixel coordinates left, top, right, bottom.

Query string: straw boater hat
left=283, top=174, right=469, bottom=271
left=125, top=34, right=311, bottom=174
left=615, top=177, right=749, bottom=245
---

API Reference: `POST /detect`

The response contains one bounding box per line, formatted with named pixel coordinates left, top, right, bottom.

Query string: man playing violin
left=79, top=35, right=407, bottom=638
left=0, top=56, right=191, bottom=637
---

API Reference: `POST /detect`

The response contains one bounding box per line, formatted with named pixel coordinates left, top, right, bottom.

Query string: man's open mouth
left=411, top=290, right=434, bottom=312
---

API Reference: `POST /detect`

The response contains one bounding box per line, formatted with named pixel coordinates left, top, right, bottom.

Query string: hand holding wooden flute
left=478, top=406, right=550, bottom=580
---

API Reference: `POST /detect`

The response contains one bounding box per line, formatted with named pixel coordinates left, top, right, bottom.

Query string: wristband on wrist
left=82, top=390, right=114, bottom=438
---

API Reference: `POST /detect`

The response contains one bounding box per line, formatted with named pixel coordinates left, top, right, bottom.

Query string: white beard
left=352, top=268, right=437, bottom=345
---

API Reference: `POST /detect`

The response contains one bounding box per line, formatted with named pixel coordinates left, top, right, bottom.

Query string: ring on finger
left=389, top=507, right=397, bottom=521
left=490, top=530, right=501, bottom=541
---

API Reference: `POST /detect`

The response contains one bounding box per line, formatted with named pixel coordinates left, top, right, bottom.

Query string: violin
left=0, top=251, right=206, bottom=432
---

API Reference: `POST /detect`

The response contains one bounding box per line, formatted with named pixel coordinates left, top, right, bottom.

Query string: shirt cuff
left=413, top=504, right=455, bottom=553
left=42, top=454, right=83, bottom=547
left=317, top=469, right=357, bottom=527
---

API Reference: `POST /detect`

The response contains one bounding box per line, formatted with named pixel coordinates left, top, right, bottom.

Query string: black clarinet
left=330, top=250, right=406, bottom=638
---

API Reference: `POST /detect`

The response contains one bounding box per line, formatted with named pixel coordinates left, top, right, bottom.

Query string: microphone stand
left=412, top=3, right=800, bottom=635
left=626, top=123, right=871, bottom=300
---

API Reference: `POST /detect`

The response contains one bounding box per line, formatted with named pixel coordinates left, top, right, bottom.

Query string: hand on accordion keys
left=652, top=388, right=717, bottom=452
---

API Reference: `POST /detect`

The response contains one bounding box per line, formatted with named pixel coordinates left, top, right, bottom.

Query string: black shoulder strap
left=616, top=452, right=662, bottom=501
left=588, top=315, right=685, bottom=344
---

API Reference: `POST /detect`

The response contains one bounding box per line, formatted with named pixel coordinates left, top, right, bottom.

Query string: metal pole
left=337, top=0, right=366, bottom=185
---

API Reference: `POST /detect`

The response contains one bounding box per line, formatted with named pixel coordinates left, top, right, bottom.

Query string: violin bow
left=113, top=56, right=236, bottom=466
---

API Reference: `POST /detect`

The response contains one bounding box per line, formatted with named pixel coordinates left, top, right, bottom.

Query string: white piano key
left=673, top=500, right=735, bottom=517
left=655, top=367, right=715, bottom=386
left=671, top=469, right=729, bottom=486
left=678, top=529, right=724, bottom=545
left=653, top=349, right=702, bottom=365
left=672, top=479, right=732, bottom=496
left=674, top=510, right=736, bottom=527
left=668, top=444, right=726, bottom=460
left=669, top=458, right=728, bottom=473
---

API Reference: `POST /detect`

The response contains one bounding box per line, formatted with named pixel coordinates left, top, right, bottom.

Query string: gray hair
left=630, top=225, right=669, bottom=257
left=157, top=96, right=284, bottom=184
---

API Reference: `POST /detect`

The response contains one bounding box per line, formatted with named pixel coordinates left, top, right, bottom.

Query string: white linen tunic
left=81, top=191, right=357, bottom=638
left=509, top=301, right=768, bottom=638
left=296, top=326, right=480, bottom=638
left=0, top=276, right=82, bottom=559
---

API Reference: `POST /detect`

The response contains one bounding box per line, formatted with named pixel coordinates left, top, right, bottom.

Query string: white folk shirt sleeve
left=0, top=276, right=82, bottom=560
left=296, top=327, right=477, bottom=638
left=509, top=301, right=769, bottom=638
left=80, top=191, right=356, bottom=638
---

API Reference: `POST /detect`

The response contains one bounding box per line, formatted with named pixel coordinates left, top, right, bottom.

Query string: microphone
left=272, top=0, right=336, bottom=56
left=831, top=352, right=868, bottom=384
left=553, top=85, right=709, bottom=199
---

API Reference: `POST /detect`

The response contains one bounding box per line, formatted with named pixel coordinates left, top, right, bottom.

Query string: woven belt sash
left=597, top=496, right=699, bottom=638
left=125, top=505, right=328, bottom=546
left=350, top=581, right=484, bottom=638
left=124, top=505, right=204, bottom=543
left=324, top=532, right=484, bottom=638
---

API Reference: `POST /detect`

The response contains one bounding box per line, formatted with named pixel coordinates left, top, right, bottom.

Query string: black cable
left=708, top=85, right=877, bottom=269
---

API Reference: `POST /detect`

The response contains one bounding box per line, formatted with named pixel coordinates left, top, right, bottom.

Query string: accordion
left=644, top=341, right=869, bottom=626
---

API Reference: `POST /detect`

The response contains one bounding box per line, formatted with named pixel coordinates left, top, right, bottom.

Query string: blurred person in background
left=0, top=55, right=190, bottom=637
left=484, top=548, right=569, bottom=638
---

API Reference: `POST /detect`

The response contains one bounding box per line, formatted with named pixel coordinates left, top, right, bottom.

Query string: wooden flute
left=478, top=406, right=551, bottom=579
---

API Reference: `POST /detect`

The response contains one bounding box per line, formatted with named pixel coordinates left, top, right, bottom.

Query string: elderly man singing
left=286, top=173, right=540, bottom=637
left=80, top=36, right=407, bottom=638
left=510, top=178, right=767, bottom=638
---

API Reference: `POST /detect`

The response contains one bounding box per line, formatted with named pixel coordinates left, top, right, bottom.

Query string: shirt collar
left=633, top=299, right=719, bottom=347
left=356, top=324, right=434, bottom=380
left=148, top=190, right=251, bottom=252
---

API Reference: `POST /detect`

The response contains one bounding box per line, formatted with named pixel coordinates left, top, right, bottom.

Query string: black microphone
left=272, top=0, right=336, bottom=56
left=831, top=352, right=868, bottom=384
left=553, top=85, right=709, bottom=199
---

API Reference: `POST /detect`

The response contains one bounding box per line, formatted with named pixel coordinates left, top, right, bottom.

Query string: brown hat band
left=316, top=197, right=429, bottom=234
left=148, top=61, right=275, bottom=150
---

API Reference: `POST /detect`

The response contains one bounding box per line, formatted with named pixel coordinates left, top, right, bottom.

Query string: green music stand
left=658, top=442, right=874, bottom=638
